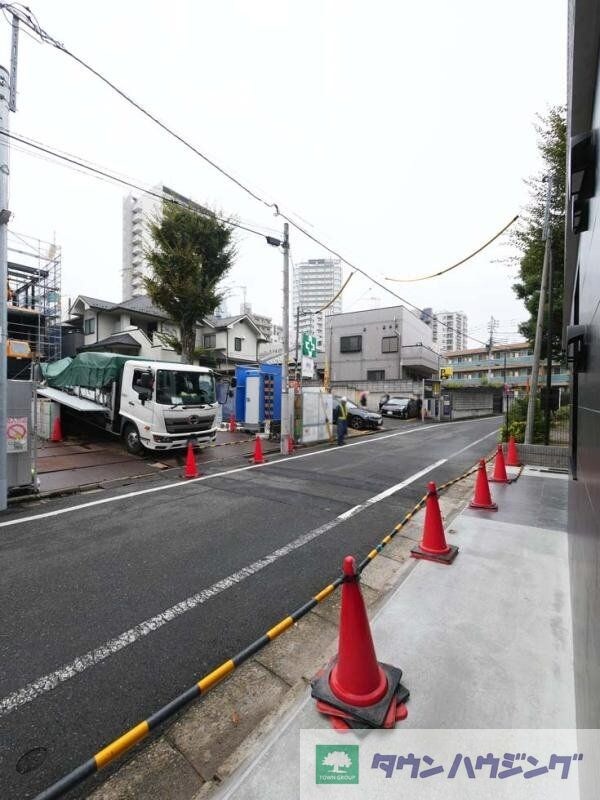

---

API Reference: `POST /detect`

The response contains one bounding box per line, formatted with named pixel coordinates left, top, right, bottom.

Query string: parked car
left=380, top=397, right=418, bottom=419
left=333, top=397, right=383, bottom=430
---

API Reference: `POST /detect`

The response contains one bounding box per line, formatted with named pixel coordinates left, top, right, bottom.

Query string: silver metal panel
left=37, top=387, right=106, bottom=412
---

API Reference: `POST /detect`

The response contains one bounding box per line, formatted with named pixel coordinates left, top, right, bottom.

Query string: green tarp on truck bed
left=45, top=352, right=147, bottom=390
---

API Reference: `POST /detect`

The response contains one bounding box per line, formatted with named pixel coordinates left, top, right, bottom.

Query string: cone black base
left=468, top=500, right=498, bottom=511
left=410, top=543, right=459, bottom=564
left=311, top=659, right=404, bottom=728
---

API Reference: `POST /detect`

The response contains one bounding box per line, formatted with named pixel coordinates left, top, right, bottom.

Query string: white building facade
left=122, top=186, right=210, bottom=301
left=432, top=310, right=468, bottom=352
left=293, top=258, right=343, bottom=351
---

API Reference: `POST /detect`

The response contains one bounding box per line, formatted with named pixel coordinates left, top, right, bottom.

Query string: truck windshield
left=156, top=370, right=215, bottom=406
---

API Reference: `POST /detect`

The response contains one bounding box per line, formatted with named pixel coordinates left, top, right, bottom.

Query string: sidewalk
left=20, top=425, right=386, bottom=500
left=208, top=466, right=573, bottom=799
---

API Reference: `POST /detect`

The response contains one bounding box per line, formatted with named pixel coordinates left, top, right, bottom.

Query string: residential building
left=293, top=258, right=343, bottom=351
left=565, top=0, right=600, bottom=741
left=240, top=302, right=274, bottom=342
left=443, top=342, right=569, bottom=391
left=201, top=314, right=267, bottom=370
left=121, top=186, right=210, bottom=301
left=67, top=296, right=266, bottom=369
left=328, top=306, right=439, bottom=385
left=432, top=310, right=468, bottom=352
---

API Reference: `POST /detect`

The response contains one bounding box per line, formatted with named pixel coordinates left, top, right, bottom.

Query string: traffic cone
left=411, top=482, right=458, bottom=564
left=311, top=556, right=409, bottom=728
left=288, top=436, right=295, bottom=455
left=469, top=459, right=498, bottom=510
left=489, top=443, right=511, bottom=483
left=228, top=413, right=236, bottom=433
left=50, top=415, right=63, bottom=443
left=251, top=434, right=266, bottom=464
left=183, top=440, right=199, bottom=479
left=506, top=435, right=521, bottom=467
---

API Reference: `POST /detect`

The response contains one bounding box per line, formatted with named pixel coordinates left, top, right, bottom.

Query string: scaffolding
left=6, top=230, right=62, bottom=378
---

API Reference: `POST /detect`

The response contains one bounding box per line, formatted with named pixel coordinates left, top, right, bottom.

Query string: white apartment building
left=122, top=185, right=210, bottom=301
left=432, top=310, right=468, bottom=352
left=293, top=258, right=343, bottom=351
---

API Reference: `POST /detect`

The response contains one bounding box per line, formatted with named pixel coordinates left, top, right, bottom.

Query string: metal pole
left=544, top=244, right=554, bottom=445
left=504, top=351, right=508, bottom=438
left=294, top=305, right=300, bottom=382
left=525, top=176, right=553, bottom=444
left=280, top=223, right=290, bottom=455
left=0, top=65, right=10, bottom=511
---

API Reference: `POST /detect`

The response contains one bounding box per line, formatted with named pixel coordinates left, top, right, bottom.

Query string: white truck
left=38, top=353, right=229, bottom=455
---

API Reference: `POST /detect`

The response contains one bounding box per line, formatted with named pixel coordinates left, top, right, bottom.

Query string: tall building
left=432, top=310, right=468, bottom=352
left=293, top=258, right=343, bottom=351
left=122, top=186, right=210, bottom=300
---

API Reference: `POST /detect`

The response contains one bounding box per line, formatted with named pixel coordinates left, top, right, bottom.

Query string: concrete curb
left=86, top=471, right=477, bottom=800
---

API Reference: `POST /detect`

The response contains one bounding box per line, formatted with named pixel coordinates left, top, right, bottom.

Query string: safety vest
left=339, top=403, right=348, bottom=420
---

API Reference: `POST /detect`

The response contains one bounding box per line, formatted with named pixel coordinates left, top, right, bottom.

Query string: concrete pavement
left=0, top=416, right=501, bottom=799
left=210, top=467, right=573, bottom=800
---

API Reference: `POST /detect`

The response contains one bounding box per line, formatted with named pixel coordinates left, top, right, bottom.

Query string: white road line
left=0, top=417, right=497, bottom=530
left=0, top=428, right=499, bottom=716
left=0, top=452, right=452, bottom=717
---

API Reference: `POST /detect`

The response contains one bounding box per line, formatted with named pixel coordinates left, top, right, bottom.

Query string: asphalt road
left=0, top=416, right=501, bottom=799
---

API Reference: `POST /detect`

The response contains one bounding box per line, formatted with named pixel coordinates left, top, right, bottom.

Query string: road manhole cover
left=16, top=747, right=47, bottom=774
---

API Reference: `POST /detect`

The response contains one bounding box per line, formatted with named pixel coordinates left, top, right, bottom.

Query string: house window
left=340, top=335, right=362, bottom=353
left=234, top=337, right=242, bottom=352
left=381, top=336, right=398, bottom=353
left=146, top=321, right=158, bottom=338
left=204, top=333, right=216, bottom=348
left=84, top=317, right=95, bottom=335
left=367, top=370, right=385, bottom=381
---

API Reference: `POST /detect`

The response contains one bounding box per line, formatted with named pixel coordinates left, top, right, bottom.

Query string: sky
left=0, top=0, right=566, bottom=347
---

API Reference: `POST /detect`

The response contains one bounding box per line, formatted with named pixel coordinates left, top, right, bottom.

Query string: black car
left=333, top=398, right=383, bottom=430
left=380, top=397, right=418, bottom=419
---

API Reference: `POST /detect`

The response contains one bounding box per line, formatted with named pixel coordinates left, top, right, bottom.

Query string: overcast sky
left=0, top=0, right=566, bottom=346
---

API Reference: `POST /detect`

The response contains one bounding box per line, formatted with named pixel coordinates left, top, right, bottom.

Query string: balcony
left=400, top=344, right=440, bottom=377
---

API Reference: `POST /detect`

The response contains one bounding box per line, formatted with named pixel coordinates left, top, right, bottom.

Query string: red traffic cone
left=411, top=482, right=458, bottom=564
left=506, top=435, right=521, bottom=467
left=251, top=434, right=266, bottom=464
left=183, top=440, right=199, bottom=479
left=489, top=443, right=510, bottom=483
left=50, top=415, right=63, bottom=443
left=469, top=459, right=498, bottom=510
left=287, top=435, right=295, bottom=455
left=311, top=556, right=409, bottom=728
left=228, top=413, right=236, bottom=433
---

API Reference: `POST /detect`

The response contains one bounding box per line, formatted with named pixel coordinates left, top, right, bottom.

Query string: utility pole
left=0, top=62, right=11, bottom=512
left=280, top=222, right=290, bottom=455
left=544, top=235, right=554, bottom=445
left=525, top=176, right=553, bottom=444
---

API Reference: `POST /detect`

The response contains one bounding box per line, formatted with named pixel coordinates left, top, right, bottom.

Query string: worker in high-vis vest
left=334, top=396, right=349, bottom=446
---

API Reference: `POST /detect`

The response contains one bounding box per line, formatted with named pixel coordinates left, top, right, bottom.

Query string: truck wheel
left=123, top=423, right=144, bottom=456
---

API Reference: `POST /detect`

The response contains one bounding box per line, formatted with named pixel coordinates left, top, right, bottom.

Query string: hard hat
left=341, top=396, right=347, bottom=402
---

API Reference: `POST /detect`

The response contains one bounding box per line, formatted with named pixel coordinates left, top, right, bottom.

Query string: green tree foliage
left=512, top=106, right=566, bottom=358
left=144, top=202, right=236, bottom=364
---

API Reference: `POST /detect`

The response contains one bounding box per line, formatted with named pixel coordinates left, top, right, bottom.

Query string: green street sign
left=302, top=333, right=317, bottom=357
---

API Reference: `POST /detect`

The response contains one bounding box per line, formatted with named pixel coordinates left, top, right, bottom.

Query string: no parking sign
left=6, top=417, right=28, bottom=453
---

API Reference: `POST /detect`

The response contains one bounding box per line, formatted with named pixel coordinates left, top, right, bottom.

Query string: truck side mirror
left=230, top=377, right=237, bottom=388
left=216, top=383, right=228, bottom=405
left=139, top=372, right=153, bottom=389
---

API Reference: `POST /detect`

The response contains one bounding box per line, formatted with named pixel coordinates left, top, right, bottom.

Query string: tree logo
left=316, top=744, right=359, bottom=784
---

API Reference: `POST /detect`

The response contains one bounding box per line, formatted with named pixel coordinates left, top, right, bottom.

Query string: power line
left=385, top=215, right=519, bottom=283
left=0, top=3, right=493, bottom=348
left=2, top=130, right=275, bottom=241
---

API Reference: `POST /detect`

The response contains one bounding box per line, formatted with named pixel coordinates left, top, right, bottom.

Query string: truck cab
left=119, top=361, right=219, bottom=454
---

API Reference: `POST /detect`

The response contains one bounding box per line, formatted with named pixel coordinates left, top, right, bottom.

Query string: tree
left=144, top=201, right=236, bottom=364
left=511, top=106, right=566, bottom=359
left=322, top=751, right=352, bottom=773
